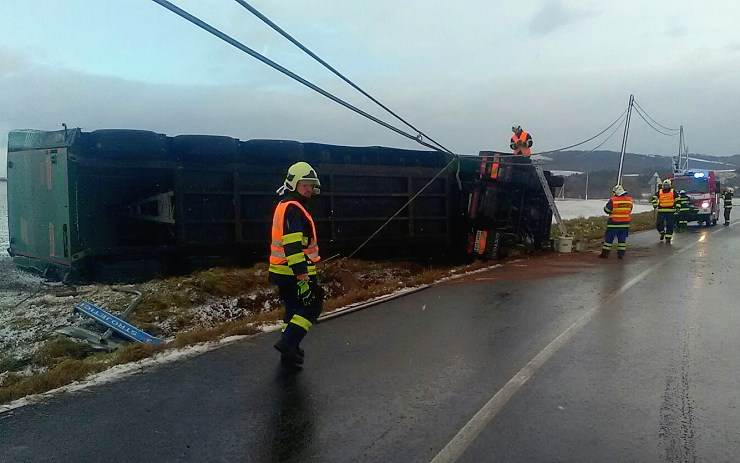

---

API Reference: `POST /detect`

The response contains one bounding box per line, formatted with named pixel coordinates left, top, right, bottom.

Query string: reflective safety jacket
left=269, top=199, right=321, bottom=277
left=510, top=131, right=533, bottom=156
left=723, top=191, right=734, bottom=209
left=604, top=194, right=633, bottom=228
left=676, top=195, right=692, bottom=213
left=652, top=189, right=679, bottom=213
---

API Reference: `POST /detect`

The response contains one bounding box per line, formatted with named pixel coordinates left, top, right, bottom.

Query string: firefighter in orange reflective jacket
left=270, top=162, right=323, bottom=369
left=510, top=125, right=533, bottom=156
left=651, top=179, right=679, bottom=244
left=599, top=185, right=633, bottom=259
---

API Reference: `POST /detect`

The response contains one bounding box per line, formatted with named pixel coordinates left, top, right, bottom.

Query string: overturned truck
left=5, top=128, right=562, bottom=280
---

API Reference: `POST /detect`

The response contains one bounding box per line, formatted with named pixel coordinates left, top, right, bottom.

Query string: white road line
left=430, top=222, right=737, bottom=463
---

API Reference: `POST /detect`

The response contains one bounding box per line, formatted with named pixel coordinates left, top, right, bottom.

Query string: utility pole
left=676, top=125, right=687, bottom=172
left=585, top=170, right=589, bottom=200
left=617, top=94, right=635, bottom=185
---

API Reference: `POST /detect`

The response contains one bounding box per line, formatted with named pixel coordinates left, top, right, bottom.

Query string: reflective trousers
left=656, top=212, right=675, bottom=239
left=602, top=228, right=628, bottom=255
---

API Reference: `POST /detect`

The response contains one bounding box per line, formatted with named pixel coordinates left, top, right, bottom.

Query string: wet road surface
left=1, top=223, right=739, bottom=462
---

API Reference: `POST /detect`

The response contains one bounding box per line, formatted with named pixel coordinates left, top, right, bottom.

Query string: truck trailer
left=6, top=128, right=562, bottom=280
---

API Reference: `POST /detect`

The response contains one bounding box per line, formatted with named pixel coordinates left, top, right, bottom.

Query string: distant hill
left=535, top=150, right=740, bottom=199
left=535, top=150, right=740, bottom=175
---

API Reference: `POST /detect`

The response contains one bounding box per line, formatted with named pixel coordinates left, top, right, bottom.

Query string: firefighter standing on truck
left=270, top=162, right=323, bottom=369
left=599, top=185, right=633, bottom=259
left=651, top=179, right=679, bottom=244
left=722, top=187, right=734, bottom=225
left=510, top=125, right=533, bottom=156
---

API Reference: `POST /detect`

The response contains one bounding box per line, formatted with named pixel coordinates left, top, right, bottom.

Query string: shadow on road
left=269, top=368, right=315, bottom=463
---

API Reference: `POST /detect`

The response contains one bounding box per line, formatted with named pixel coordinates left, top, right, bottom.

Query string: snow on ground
left=555, top=199, right=653, bottom=221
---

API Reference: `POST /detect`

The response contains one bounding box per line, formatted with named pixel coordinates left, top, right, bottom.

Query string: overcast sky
left=2, top=0, right=740, bottom=176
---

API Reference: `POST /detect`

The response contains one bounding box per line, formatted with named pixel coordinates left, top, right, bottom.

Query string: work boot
left=274, top=324, right=307, bottom=368
left=598, top=250, right=609, bottom=259
left=659, top=233, right=665, bottom=241
left=617, top=252, right=625, bottom=260
left=274, top=338, right=304, bottom=366
left=725, top=221, right=730, bottom=226
left=666, top=238, right=672, bottom=245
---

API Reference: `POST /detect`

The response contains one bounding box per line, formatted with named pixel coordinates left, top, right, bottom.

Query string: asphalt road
left=2, top=222, right=739, bottom=462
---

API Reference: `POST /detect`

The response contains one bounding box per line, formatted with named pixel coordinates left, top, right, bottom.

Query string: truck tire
left=485, top=231, right=503, bottom=260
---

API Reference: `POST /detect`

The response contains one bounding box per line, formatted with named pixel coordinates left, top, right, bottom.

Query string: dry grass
left=32, top=337, right=93, bottom=367
left=0, top=359, right=107, bottom=405
left=553, top=211, right=656, bottom=243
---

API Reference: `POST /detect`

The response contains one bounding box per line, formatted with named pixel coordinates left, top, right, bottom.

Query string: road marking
left=430, top=223, right=737, bottom=463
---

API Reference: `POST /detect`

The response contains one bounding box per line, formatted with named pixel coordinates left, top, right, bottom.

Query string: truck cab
left=671, top=170, right=721, bottom=226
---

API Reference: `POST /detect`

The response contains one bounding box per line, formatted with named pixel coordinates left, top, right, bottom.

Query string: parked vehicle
left=671, top=170, right=721, bottom=226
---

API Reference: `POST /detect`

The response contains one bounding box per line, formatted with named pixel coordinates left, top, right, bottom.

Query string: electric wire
left=231, top=0, right=454, bottom=155
left=633, top=99, right=680, bottom=132
left=149, top=0, right=450, bottom=154
left=632, top=105, right=678, bottom=137
left=588, top=113, right=626, bottom=152
left=530, top=108, right=628, bottom=155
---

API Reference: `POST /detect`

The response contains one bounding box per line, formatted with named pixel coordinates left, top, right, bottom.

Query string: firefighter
left=722, top=187, right=734, bottom=225
left=651, top=179, right=679, bottom=243
left=599, top=185, right=633, bottom=259
left=675, top=190, right=691, bottom=231
left=510, top=125, right=533, bottom=156
left=270, top=162, right=323, bottom=369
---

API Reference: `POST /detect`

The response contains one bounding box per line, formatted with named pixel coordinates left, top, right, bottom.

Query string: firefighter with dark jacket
left=722, top=187, right=734, bottom=225
left=600, top=185, right=633, bottom=259
left=510, top=125, right=533, bottom=156
left=651, top=179, right=679, bottom=244
left=675, top=190, right=692, bottom=231
left=270, top=162, right=323, bottom=369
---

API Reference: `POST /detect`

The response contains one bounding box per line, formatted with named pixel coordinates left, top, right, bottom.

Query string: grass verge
left=552, top=211, right=656, bottom=243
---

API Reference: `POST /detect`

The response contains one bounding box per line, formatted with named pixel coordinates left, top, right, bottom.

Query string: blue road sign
left=75, top=301, right=162, bottom=345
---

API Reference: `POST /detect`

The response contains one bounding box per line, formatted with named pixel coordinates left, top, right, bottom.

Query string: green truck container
left=7, top=129, right=175, bottom=279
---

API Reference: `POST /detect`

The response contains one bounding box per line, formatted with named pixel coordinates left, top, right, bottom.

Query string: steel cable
left=231, top=0, right=454, bottom=155
left=632, top=105, right=678, bottom=137
left=530, top=108, right=628, bottom=156
left=149, top=0, right=452, bottom=154
left=633, top=100, right=680, bottom=132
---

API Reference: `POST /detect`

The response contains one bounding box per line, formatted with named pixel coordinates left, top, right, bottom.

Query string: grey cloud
left=529, top=0, right=596, bottom=37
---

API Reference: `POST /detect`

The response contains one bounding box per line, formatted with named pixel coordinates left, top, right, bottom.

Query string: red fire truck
left=671, top=169, right=721, bottom=226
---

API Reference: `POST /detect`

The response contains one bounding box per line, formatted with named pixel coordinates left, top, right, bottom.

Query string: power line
left=633, top=100, right=680, bottom=132
left=530, top=108, right=628, bottom=155
left=149, top=0, right=451, bottom=154
left=231, top=0, right=454, bottom=155
left=632, top=105, right=678, bottom=137
left=588, top=114, right=626, bottom=152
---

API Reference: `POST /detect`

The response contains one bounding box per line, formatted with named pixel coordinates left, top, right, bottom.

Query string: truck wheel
left=485, top=231, right=503, bottom=260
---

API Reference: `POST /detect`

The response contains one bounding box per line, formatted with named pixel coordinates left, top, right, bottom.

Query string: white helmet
left=276, top=161, right=321, bottom=195
left=729, top=187, right=735, bottom=194
left=612, top=185, right=625, bottom=196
